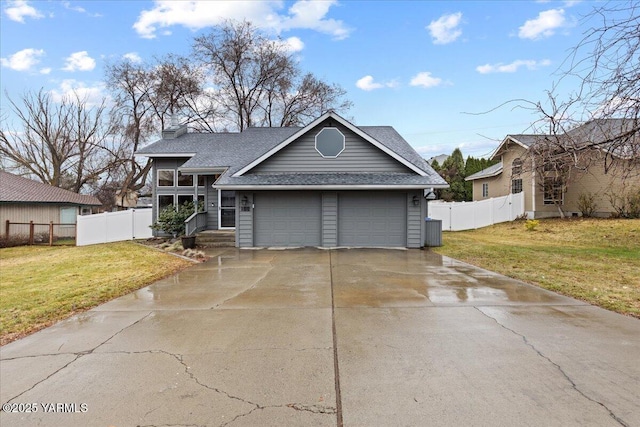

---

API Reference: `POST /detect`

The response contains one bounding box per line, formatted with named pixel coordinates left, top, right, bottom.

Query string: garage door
left=254, top=192, right=321, bottom=246
left=338, top=192, right=406, bottom=247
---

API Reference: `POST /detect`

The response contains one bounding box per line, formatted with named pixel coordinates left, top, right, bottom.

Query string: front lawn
left=432, top=218, right=640, bottom=318
left=0, top=242, right=193, bottom=345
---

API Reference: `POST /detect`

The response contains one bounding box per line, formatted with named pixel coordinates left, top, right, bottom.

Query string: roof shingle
left=0, top=171, right=102, bottom=206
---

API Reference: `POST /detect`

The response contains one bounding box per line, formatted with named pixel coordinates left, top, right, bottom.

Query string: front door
left=218, top=190, right=236, bottom=229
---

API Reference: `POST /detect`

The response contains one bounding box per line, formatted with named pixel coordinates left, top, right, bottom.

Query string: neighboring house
left=0, top=171, right=102, bottom=237
left=136, top=111, right=448, bottom=248
left=466, top=119, right=640, bottom=218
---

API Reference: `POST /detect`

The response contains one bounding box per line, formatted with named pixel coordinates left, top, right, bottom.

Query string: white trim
left=157, top=194, right=175, bottom=219
left=315, top=127, right=345, bottom=158
left=465, top=163, right=503, bottom=181
left=233, top=111, right=428, bottom=177
left=489, top=136, right=530, bottom=160
left=213, top=184, right=450, bottom=191
left=137, top=152, right=196, bottom=158
left=218, top=190, right=236, bottom=230
left=177, top=170, right=195, bottom=187
left=531, top=158, right=536, bottom=211
left=157, top=169, right=175, bottom=187
left=178, top=167, right=227, bottom=174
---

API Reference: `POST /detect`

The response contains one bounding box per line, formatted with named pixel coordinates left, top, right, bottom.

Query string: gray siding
left=206, top=176, right=218, bottom=229
left=236, top=191, right=253, bottom=247
left=322, top=192, right=338, bottom=247
left=406, top=191, right=422, bottom=248
left=151, top=158, right=218, bottom=234
left=251, top=121, right=412, bottom=174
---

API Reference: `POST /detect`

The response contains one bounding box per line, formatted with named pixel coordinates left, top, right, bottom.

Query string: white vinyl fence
left=76, top=209, right=153, bottom=246
left=428, top=192, right=524, bottom=231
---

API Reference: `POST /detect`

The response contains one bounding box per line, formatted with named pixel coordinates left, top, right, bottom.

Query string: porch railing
left=184, top=212, right=207, bottom=236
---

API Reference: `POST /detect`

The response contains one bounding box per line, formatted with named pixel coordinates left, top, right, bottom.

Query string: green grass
left=0, top=242, right=193, bottom=345
left=432, top=218, right=640, bottom=318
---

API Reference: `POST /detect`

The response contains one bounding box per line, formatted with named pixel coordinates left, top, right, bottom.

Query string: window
left=197, top=175, right=205, bottom=187
left=197, top=195, right=205, bottom=212
left=177, top=171, right=194, bottom=187
left=157, top=170, right=174, bottom=187
left=482, top=183, right=489, bottom=198
left=512, top=179, right=523, bottom=194
left=158, top=195, right=175, bottom=215
left=543, top=178, right=564, bottom=205
left=315, top=127, right=345, bottom=158
left=177, top=194, right=193, bottom=207
left=512, top=158, right=523, bottom=176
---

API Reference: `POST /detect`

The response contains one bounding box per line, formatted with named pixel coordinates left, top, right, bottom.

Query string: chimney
left=162, top=114, right=188, bottom=139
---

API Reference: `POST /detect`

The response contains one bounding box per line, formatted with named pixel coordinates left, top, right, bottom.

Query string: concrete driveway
left=1, top=248, right=638, bottom=427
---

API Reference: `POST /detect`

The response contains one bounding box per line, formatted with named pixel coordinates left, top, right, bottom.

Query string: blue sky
left=0, top=0, right=609, bottom=159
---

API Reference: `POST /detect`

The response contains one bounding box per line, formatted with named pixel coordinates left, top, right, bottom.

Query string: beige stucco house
left=466, top=120, right=640, bottom=218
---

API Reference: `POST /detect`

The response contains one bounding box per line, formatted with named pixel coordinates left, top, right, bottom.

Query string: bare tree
left=262, top=72, right=352, bottom=127
left=104, top=54, right=202, bottom=205
left=193, top=20, right=351, bottom=131
left=0, top=89, right=119, bottom=193
left=553, top=1, right=640, bottom=169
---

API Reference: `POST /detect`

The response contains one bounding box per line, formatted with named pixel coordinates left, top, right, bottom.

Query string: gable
left=249, top=119, right=413, bottom=174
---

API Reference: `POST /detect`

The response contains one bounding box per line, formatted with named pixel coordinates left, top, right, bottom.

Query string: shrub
left=607, top=186, right=640, bottom=219
left=151, top=201, right=196, bottom=237
left=0, top=234, right=29, bottom=248
left=577, top=192, right=598, bottom=217
left=524, top=219, right=540, bottom=231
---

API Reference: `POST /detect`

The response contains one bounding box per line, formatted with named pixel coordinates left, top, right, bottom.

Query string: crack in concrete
left=283, top=403, right=337, bottom=414
left=2, top=312, right=153, bottom=405
left=208, top=266, right=273, bottom=310
left=476, top=307, right=629, bottom=427
left=124, top=350, right=336, bottom=426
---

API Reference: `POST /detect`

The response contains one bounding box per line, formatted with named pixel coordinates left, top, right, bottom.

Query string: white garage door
left=254, top=192, right=322, bottom=247
left=338, top=192, right=406, bottom=247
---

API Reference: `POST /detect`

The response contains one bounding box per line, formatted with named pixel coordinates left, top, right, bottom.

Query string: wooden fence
left=3, top=220, right=76, bottom=246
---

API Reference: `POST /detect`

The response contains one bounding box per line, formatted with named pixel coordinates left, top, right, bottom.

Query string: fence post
left=29, top=221, right=34, bottom=245
left=5, top=220, right=9, bottom=238
left=49, top=221, right=54, bottom=246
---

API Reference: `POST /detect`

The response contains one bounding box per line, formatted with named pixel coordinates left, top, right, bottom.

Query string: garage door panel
left=338, top=192, right=406, bottom=247
left=254, top=192, right=321, bottom=247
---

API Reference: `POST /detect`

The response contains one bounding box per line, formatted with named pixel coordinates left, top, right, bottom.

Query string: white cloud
left=49, top=80, right=107, bottom=106
left=355, top=75, right=397, bottom=91
left=4, top=0, right=43, bottom=23
left=133, top=0, right=350, bottom=40
left=278, top=0, right=350, bottom=40
left=476, top=59, right=551, bottom=74
left=0, top=48, right=45, bottom=71
left=62, top=1, right=84, bottom=13
left=40, top=67, right=52, bottom=75
left=280, top=36, right=305, bottom=52
left=518, top=9, right=566, bottom=39
left=356, top=75, right=383, bottom=91
left=62, top=1, right=102, bottom=17
left=63, top=51, right=96, bottom=72
left=123, top=52, right=143, bottom=63
left=427, top=12, right=462, bottom=45
left=410, top=72, right=443, bottom=88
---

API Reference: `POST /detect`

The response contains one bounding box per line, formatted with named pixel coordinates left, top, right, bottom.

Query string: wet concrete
left=1, top=248, right=638, bottom=426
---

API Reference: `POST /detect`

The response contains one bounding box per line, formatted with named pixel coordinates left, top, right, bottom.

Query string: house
left=0, top=170, right=102, bottom=238
left=136, top=111, right=448, bottom=248
left=466, top=119, right=640, bottom=218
